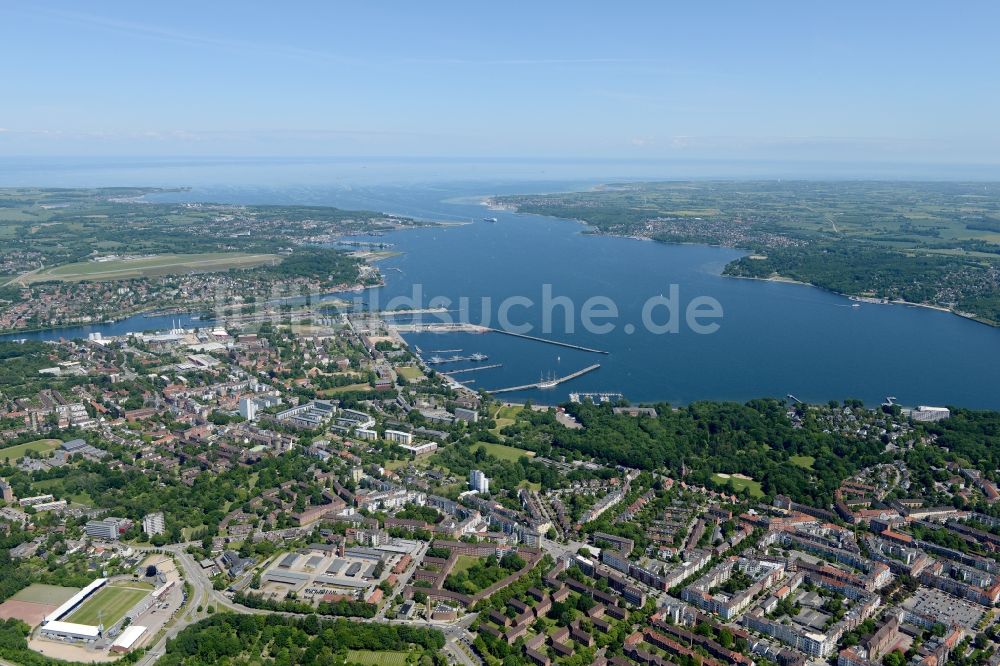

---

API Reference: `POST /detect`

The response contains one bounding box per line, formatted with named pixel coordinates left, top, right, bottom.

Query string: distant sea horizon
left=3, top=155, right=1000, bottom=190
left=3, top=160, right=999, bottom=409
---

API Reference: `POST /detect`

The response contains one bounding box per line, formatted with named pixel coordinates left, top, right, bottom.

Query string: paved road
left=133, top=542, right=482, bottom=665
left=134, top=544, right=264, bottom=665
left=375, top=540, right=428, bottom=620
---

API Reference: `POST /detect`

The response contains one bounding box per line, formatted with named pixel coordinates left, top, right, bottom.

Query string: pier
left=440, top=364, right=502, bottom=375
left=391, top=322, right=483, bottom=333
left=387, top=321, right=609, bottom=355
left=569, top=391, right=623, bottom=404
left=485, top=364, right=600, bottom=394
left=484, top=327, right=608, bottom=354
left=376, top=307, right=452, bottom=317
left=425, top=353, right=488, bottom=365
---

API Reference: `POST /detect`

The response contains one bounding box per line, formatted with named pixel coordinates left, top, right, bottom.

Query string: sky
left=1, top=1, right=999, bottom=163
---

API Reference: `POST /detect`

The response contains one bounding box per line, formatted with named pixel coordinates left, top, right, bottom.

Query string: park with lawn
left=470, top=441, right=535, bottom=464
left=711, top=472, right=764, bottom=498
left=443, top=553, right=526, bottom=596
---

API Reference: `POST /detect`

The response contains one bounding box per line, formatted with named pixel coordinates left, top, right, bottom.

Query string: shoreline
left=722, top=273, right=815, bottom=288
left=0, top=277, right=384, bottom=339
left=496, top=200, right=999, bottom=329
left=505, top=202, right=998, bottom=329
left=1, top=246, right=397, bottom=339
left=722, top=273, right=995, bottom=327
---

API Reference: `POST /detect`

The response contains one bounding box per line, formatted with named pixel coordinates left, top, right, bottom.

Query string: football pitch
left=64, top=585, right=149, bottom=627
left=344, top=651, right=410, bottom=666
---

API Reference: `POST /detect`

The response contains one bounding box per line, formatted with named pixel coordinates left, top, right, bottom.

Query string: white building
left=239, top=397, right=258, bottom=421
left=384, top=429, right=413, bottom=446
left=469, top=469, right=489, bottom=494
left=142, top=512, right=165, bottom=536
left=400, top=442, right=438, bottom=457
left=909, top=406, right=951, bottom=422
left=111, top=625, right=148, bottom=653
left=19, top=494, right=55, bottom=507
left=39, top=578, right=108, bottom=642
left=85, top=517, right=132, bottom=541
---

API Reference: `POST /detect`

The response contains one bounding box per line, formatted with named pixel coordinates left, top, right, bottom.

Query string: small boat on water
left=483, top=217, right=498, bottom=223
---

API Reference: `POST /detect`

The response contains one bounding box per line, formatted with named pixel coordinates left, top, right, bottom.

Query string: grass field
left=450, top=555, right=481, bottom=577
left=471, top=441, right=535, bottom=463
left=344, top=650, right=410, bottom=666
left=19, top=252, right=280, bottom=284
left=491, top=404, right=524, bottom=434
left=712, top=473, right=764, bottom=498
left=11, top=584, right=79, bottom=606
left=0, top=438, right=61, bottom=462
left=318, top=382, right=373, bottom=396
left=495, top=405, right=524, bottom=420
left=789, top=455, right=816, bottom=469
left=395, top=366, right=424, bottom=381
left=384, top=455, right=436, bottom=471
left=64, top=584, right=150, bottom=627
left=30, top=475, right=93, bottom=506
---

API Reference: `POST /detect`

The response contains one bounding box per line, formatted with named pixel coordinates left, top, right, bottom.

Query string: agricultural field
left=18, top=252, right=280, bottom=284
left=343, top=650, right=410, bottom=666
left=64, top=583, right=151, bottom=627
left=0, top=438, right=61, bottom=462
left=712, top=472, right=764, bottom=498
left=471, top=441, right=535, bottom=463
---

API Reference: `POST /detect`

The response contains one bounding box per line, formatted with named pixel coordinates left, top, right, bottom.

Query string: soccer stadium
left=38, top=578, right=157, bottom=643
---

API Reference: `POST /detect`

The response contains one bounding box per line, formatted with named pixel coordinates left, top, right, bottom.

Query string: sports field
left=0, top=584, right=80, bottom=628
left=395, top=365, right=423, bottom=381
left=12, top=584, right=80, bottom=606
left=0, top=438, right=61, bottom=462
left=19, top=252, right=280, bottom=284
left=344, top=650, right=410, bottom=665
left=64, top=584, right=150, bottom=627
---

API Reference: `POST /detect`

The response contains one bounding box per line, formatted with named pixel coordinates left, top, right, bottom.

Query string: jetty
left=485, top=364, right=600, bottom=394
left=484, top=327, right=608, bottom=354
left=386, top=321, right=609, bottom=355
left=569, top=391, right=623, bottom=404
left=375, top=307, right=453, bottom=317
left=425, top=353, right=488, bottom=365
left=440, top=364, right=502, bottom=375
